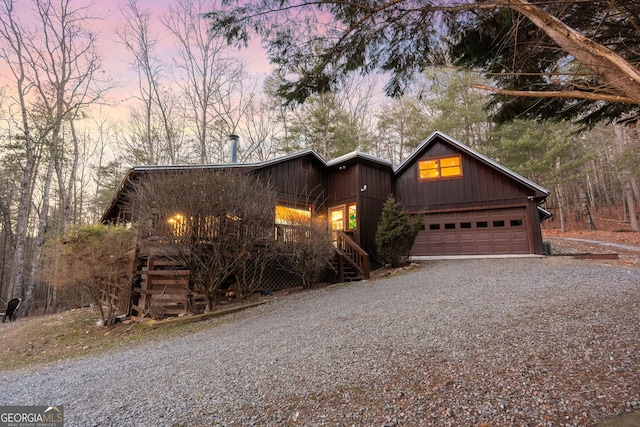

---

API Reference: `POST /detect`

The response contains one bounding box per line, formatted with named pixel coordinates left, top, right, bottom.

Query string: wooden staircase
left=333, top=231, right=370, bottom=282
left=130, top=247, right=203, bottom=319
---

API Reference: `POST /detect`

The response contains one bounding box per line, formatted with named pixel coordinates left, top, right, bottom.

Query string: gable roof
left=100, top=149, right=329, bottom=223
left=327, top=150, right=393, bottom=169
left=395, top=131, right=549, bottom=197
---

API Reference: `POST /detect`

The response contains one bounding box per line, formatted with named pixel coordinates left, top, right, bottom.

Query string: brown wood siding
left=394, top=145, right=530, bottom=212
left=357, top=164, right=392, bottom=257
left=326, top=162, right=392, bottom=256
left=254, top=157, right=327, bottom=208
left=327, top=165, right=358, bottom=204
left=527, top=202, right=545, bottom=255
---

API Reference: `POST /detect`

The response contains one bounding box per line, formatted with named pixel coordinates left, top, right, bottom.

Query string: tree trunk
left=614, top=125, right=638, bottom=231
left=507, top=0, right=640, bottom=104
left=21, top=136, right=58, bottom=315
left=555, top=186, right=566, bottom=232
left=579, top=181, right=597, bottom=230
left=631, top=176, right=640, bottom=215
left=61, top=118, right=80, bottom=230
left=625, top=184, right=639, bottom=231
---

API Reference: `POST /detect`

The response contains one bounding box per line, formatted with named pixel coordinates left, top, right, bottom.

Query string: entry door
left=330, top=206, right=344, bottom=231
left=329, top=206, right=344, bottom=243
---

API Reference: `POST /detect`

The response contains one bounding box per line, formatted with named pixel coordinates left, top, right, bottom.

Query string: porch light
left=167, top=213, right=184, bottom=224
left=167, top=213, right=187, bottom=237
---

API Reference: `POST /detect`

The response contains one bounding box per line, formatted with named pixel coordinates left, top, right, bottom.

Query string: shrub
left=375, top=197, right=420, bottom=267
left=44, top=224, right=135, bottom=325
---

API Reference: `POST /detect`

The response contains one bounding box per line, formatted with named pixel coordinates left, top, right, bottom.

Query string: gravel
left=1, top=257, right=639, bottom=426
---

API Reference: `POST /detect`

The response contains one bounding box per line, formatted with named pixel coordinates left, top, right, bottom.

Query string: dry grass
left=0, top=307, right=241, bottom=372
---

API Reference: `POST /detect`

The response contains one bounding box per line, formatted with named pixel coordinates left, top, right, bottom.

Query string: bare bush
left=131, top=169, right=277, bottom=311
left=275, top=214, right=335, bottom=289
left=44, top=224, right=135, bottom=325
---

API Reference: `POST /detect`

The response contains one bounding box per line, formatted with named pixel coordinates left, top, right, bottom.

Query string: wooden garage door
left=411, top=208, right=531, bottom=256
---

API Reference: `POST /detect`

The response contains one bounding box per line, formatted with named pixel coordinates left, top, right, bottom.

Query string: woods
left=0, top=0, right=639, bottom=316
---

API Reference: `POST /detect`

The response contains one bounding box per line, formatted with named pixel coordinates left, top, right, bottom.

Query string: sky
left=90, top=0, right=273, bottom=105
left=0, top=0, right=272, bottom=113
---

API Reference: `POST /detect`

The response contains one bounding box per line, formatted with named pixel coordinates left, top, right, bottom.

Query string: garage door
left=411, top=208, right=531, bottom=256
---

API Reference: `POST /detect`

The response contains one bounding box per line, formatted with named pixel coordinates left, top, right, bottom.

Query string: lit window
left=275, top=205, right=311, bottom=225
left=275, top=205, right=312, bottom=242
left=348, top=204, right=357, bottom=230
left=330, top=207, right=344, bottom=231
left=418, top=155, right=462, bottom=180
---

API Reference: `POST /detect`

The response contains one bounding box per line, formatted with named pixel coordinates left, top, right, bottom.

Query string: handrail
left=335, top=231, right=370, bottom=280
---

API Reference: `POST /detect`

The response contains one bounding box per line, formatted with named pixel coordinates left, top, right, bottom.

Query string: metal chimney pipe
left=229, top=134, right=239, bottom=164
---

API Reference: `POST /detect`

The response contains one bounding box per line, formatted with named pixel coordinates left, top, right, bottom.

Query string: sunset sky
left=90, top=0, right=273, bottom=106
left=0, top=0, right=271, bottom=109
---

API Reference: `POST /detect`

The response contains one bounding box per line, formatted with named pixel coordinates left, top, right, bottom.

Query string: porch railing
left=334, top=231, right=370, bottom=281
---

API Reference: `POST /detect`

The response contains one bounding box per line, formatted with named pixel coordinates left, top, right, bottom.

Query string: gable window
left=418, top=155, right=462, bottom=180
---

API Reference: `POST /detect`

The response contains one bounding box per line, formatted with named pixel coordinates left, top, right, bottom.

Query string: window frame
left=418, top=154, right=463, bottom=181
left=347, top=203, right=357, bottom=230
left=329, top=203, right=358, bottom=232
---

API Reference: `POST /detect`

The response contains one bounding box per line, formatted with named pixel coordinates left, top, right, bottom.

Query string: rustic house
left=102, top=131, right=549, bottom=317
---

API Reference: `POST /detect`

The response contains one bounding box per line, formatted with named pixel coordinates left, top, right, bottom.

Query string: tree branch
left=471, top=83, right=637, bottom=104
left=506, top=0, right=640, bottom=105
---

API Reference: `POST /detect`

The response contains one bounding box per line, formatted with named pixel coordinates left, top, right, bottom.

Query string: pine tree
left=375, top=197, right=419, bottom=267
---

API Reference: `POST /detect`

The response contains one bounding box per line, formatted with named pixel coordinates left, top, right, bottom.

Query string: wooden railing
left=334, top=231, right=370, bottom=281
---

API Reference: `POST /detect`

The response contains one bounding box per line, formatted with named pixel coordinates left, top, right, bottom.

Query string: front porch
left=127, top=228, right=370, bottom=320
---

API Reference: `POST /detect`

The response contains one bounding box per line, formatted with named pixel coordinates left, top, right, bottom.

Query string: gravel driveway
left=1, top=257, right=639, bottom=426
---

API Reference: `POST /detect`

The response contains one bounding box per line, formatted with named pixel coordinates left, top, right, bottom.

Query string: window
left=493, top=220, right=505, bottom=227
left=275, top=205, right=312, bottom=242
left=348, top=204, right=357, bottom=230
left=330, top=206, right=344, bottom=231
left=460, top=222, right=472, bottom=229
left=429, top=224, right=440, bottom=230
left=275, top=205, right=311, bottom=225
left=510, top=219, right=523, bottom=226
left=329, top=203, right=358, bottom=231
left=444, top=223, right=456, bottom=229
left=418, top=155, right=462, bottom=180
left=477, top=221, right=488, bottom=228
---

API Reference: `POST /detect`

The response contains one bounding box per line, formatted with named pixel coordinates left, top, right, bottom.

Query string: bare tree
left=131, top=169, right=277, bottom=311
left=163, top=0, right=245, bottom=164
left=0, top=0, right=40, bottom=302
left=274, top=210, right=334, bottom=289
left=241, top=94, right=286, bottom=162
left=20, top=0, right=108, bottom=313
left=118, top=0, right=186, bottom=165
left=210, top=71, right=258, bottom=163
left=0, top=0, right=108, bottom=313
